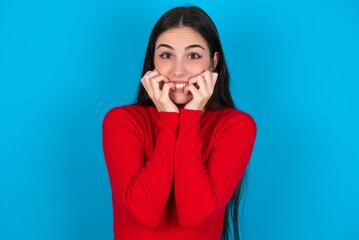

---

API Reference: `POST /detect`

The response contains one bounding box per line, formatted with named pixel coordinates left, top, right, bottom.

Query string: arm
left=174, top=108, right=257, bottom=227
left=102, top=107, right=178, bottom=229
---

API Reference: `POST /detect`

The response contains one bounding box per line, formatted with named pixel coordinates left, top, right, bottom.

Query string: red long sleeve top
left=102, top=105, right=257, bottom=240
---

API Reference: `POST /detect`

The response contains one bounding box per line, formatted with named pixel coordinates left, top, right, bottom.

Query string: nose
left=172, top=59, right=187, bottom=78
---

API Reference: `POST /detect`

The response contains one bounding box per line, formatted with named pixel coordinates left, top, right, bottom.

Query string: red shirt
left=102, top=105, right=257, bottom=240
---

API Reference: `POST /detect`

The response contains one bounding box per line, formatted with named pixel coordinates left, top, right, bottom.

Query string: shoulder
left=210, top=108, right=256, bottom=125
left=103, top=104, right=153, bottom=128
left=104, top=104, right=144, bottom=119
left=210, top=108, right=257, bottom=134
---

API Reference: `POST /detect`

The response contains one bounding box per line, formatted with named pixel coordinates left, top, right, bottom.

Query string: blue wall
left=1, top=0, right=358, bottom=239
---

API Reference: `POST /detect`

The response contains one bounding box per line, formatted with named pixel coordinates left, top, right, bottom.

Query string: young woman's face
left=154, top=27, right=218, bottom=105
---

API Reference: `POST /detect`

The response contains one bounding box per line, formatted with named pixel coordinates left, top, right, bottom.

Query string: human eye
left=188, top=53, right=202, bottom=60
left=159, top=52, right=172, bottom=59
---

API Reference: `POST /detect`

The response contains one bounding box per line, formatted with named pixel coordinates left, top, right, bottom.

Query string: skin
left=140, top=27, right=219, bottom=113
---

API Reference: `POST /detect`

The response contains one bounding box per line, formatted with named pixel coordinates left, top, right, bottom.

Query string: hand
left=184, top=70, right=218, bottom=111
left=140, top=70, right=179, bottom=113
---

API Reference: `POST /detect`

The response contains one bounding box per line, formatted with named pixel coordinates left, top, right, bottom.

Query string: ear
left=210, top=52, right=219, bottom=70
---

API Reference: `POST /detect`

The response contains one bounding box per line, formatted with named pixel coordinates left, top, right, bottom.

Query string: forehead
left=156, top=27, right=208, bottom=49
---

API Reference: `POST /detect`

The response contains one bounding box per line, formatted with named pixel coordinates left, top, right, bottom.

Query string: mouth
left=174, top=83, right=187, bottom=89
left=170, top=82, right=188, bottom=93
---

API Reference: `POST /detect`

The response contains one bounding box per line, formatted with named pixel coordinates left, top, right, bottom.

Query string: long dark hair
left=136, top=6, right=247, bottom=240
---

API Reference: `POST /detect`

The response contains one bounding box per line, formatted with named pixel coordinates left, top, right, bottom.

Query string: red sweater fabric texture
left=102, top=105, right=257, bottom=240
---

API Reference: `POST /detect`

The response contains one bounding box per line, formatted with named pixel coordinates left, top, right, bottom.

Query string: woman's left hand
left=184, top=70, right=218, bottom=111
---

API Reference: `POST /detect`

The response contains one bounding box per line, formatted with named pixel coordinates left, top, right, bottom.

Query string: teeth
left=175, top=83, right=187, bottom=89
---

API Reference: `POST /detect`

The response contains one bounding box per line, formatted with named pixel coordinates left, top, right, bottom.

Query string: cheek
left=188, top=60, right=211, bottom=74
left=153, top=58, right=169, bottom=73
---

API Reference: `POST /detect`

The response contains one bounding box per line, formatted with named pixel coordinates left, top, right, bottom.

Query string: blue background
left=1, top=0, right=358, bottom=239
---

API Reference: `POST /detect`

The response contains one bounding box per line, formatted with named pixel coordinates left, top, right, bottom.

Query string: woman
left=102, top=6, right=257, bottom=240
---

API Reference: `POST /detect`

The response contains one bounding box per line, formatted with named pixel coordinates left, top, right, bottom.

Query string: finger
left=187, top=74, right=209, bottom=97
left=141, top=77, right=154, bottom=98
left=149, top=75, right=168, bottom=98
left=202, top=71, right=218, bottom=94
left=160, top=77, right=170, bottom=90
left=185, top=75, right=198, bottom=91
left=141, top=70, right=159, bottom=98
left=211, top=72, right=218, bottom=81
left=160, top=82, right=174, bottom=102
left=185, top=84, right=202, bottom=100
left=188, top=75, right=202, bottom=85
left=195, top=75, right=210, bottom=98
left=141, top=70, right=160, bottom=89
left=201, top=71, right=214, bottom=91
left=143, top=69, right=159, bottom=78
left=157, top=82, right=180, bottom=112
left=210, top=72, right=219, bottom=91
left=149, top=74, right=169, bottom=84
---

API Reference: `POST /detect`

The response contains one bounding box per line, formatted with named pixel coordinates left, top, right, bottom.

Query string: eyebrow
left=156, top=44, right=206, bottom=51
left=156, top=44, right=174, bottom=50
left=185, top=44, right=205, bottom=51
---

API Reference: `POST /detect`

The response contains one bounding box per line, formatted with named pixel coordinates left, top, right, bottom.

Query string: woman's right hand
left=140, top=70, right=179, bottom=113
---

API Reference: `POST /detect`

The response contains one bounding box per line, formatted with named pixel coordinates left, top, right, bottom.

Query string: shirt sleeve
left=174, top=108, right=257, bottom=228
left=102, top=107, right=179, bottom=229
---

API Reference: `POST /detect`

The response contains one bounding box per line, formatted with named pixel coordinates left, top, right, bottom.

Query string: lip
left=171, top=88, right=185, bottom=93
left=170, top=80, right=188, bottom=84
